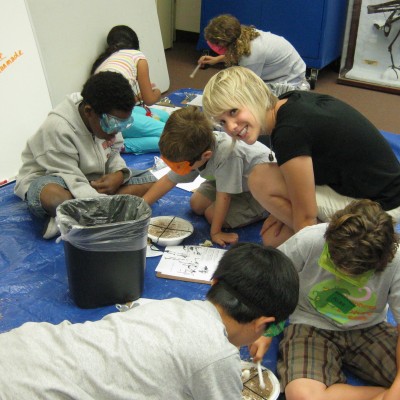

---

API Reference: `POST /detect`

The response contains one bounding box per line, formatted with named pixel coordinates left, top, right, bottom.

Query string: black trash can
left=56, top=195, right=151, bottom=308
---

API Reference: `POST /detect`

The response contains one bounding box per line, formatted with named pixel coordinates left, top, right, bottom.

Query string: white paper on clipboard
left=150, top=166, right=205, bottom=192
left=155, top=245, right=226, bottom=283
left=186, top=95, right=203, bottom=107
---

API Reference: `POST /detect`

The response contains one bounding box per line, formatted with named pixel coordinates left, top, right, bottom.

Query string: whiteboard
left=25, top=0, right=170, bottom=106
left=0, top=0, right=52, bottom=183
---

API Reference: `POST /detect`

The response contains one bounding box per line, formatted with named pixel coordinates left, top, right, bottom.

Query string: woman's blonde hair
left=202, top=66, right=278, bottom=133
left=204, top=14, right=259, bottom=66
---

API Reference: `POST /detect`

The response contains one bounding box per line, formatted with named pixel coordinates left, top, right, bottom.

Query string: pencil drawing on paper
left=155, top=245, right=226, bottom=282
left=164, top=246, right=209, bottom=276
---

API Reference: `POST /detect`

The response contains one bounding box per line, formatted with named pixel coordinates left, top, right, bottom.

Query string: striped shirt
left=95, top=49, right=146, bottom=90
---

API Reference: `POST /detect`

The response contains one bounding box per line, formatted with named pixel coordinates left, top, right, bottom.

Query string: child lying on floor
left=0, top=243, right=299, bottom=400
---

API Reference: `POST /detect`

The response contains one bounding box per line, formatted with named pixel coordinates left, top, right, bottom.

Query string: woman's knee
left=261, top=223, right=294, bottom=247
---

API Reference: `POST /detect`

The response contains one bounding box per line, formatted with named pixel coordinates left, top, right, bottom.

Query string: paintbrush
left=257, top=361, right=266, bottom=389
left=189, top=64, right=201, bottom=79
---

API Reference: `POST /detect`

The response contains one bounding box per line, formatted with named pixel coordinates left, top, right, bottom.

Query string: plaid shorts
left=277, top=322, right=397, bottom=392
left=196, top=180, right=268, bottom=228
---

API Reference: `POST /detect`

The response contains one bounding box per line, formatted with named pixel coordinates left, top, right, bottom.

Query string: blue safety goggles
left=99, top=113, right=134, bottom=134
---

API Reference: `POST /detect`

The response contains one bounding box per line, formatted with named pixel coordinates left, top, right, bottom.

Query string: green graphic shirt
left=278, top=224, right=400, bottom=330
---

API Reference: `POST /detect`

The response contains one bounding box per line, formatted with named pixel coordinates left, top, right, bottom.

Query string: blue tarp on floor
left=0, top=116, right=398, bottom=380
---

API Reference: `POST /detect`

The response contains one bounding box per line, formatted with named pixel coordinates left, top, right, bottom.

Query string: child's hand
left=198, top=55, right=220, bottom=66
left=248, top=336, right=273, bottom=363
left=90, top=171, right=124, bottom=194
left=211, top=231, right=238, bottom=247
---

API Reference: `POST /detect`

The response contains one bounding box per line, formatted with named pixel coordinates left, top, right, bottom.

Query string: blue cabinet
left=197, top=0, right=348, bottom=71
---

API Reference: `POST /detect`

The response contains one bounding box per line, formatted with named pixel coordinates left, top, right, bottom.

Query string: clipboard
left=155, top=245, right=226, bottom=284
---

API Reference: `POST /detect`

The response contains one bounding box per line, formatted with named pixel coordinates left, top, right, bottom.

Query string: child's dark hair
left=81, top=71, right=134, bottom=115
left=325, top=199, right=399, bottom=274
left=207, top=243, right=299, bottom=323
left=159, top=106, right=215, bottom=162
left=91, top=25, right=140, bottom=75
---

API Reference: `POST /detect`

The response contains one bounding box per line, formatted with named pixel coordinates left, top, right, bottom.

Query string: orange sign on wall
left=0, top=50, right=24, bottom=74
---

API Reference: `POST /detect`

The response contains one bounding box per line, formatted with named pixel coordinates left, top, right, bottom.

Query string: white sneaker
left=298, top=79, right=311, bottom=91
left=268, top=82, right=297, bottom=97
left=42, top=217, right=60, bottom=240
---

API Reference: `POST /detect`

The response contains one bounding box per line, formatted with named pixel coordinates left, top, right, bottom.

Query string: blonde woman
left=198, top=14, right=309, bottom=96
left=202, top=66, right=400, bottom=247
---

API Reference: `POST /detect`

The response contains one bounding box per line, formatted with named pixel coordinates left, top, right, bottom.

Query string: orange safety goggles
left=161, top=156, right=194, bottom=175
left=161, top=142, right=211, bottom=175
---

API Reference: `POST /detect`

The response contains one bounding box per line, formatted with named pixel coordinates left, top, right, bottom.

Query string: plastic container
left=56, top=195, right=151, bottom=308
left=147, top=216, right=194, bottom=247
left=241, top=361, right=280, bottom=400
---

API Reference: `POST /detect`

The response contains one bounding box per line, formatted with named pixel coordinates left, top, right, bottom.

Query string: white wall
left=26, top=0, right=170, bottom=106
left=0, top=0, right=52, bottom=183
left=0, top=0, right=169, bottom=183
left=156, top=0, right=175, bottom=49
left=175, top=0, right=201, bottom=33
